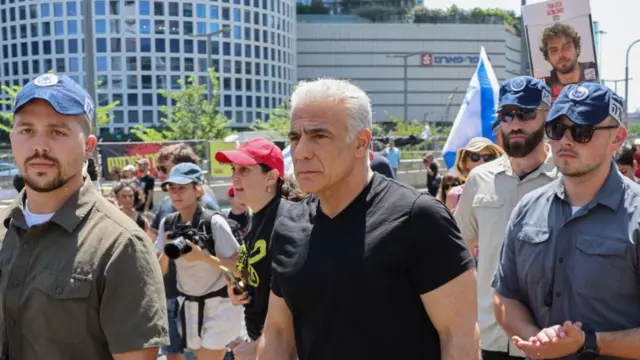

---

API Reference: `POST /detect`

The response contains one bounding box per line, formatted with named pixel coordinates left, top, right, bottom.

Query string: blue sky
left=426, top=0, right=640, bottom=111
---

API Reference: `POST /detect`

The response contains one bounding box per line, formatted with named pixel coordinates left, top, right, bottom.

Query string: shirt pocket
left=514, top=226, right=550, bottom=288
left=31, top=271, right=93, bottom=343
left=574, top=236, right=629, bottom=298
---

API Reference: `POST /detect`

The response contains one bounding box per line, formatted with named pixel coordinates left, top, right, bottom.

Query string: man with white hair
left=255, top=78, right=480, bottom=360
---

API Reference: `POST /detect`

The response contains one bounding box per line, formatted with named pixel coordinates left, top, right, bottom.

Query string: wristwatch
left=577, top=330, right=598, bottom=359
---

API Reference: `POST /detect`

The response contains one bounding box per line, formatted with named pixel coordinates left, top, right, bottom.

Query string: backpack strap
left=135, top=213, right=146, bottom=230
left=195, top=209, right=218, bottom=256
left=162, top=211, right=180, bottom=233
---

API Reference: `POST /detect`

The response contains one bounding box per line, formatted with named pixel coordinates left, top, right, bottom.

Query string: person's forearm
left=144, top=191, right=152, bottom=211
left=158, top=254, right=169, bottom=275
left=494, top=296, right=540, bottom=340
left=255, top=329, right=296, bottom=360
left=596, top=328, right=640, bottom=359
left=202, top=253, right=238, bottom=274
left=440, top=324, right=481, bottom=360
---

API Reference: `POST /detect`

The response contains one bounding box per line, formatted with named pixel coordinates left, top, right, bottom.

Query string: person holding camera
left=214, top=138, right=306, bottom=360
left=156, top=162, right=243, bottom=360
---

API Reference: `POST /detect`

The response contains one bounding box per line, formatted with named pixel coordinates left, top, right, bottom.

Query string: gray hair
left=290, top=78, right=372, bottom=140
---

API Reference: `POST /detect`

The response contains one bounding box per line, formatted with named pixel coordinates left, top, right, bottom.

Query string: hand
left=513, top=321, right=585, bottom=359
left=223, top=276, right=251, bottom=305
left=182, top=240, right=207, bottom=263
left=230, top=340, right=257, bottom=360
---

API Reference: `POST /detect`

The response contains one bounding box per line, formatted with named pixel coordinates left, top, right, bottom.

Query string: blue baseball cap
left=162, top=163, right=204, bottom=187
left=13, top=73, right=95, bottom=126
left=498, top=76, right=552, bottom=111
left=546, top=83, right=624, bottom=126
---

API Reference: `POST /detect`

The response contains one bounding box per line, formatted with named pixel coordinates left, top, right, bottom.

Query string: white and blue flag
left=442, top=47, right=500, bottom=171
left=283, top=145, right=294, bottom=176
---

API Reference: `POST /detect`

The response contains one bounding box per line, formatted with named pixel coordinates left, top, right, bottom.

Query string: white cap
left=122, top=164, right=136, bottom=172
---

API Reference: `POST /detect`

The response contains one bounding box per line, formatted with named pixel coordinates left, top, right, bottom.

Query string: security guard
left=0, top=74, right=168, bottom=359
left=492, top=83, right=640, bottom=359
left=455, top=76, right=557, bottom=360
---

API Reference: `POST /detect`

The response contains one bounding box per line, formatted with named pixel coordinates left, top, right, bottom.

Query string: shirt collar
left=4, top=177, right=98, bottom=232
left=499, top=143, right=557, bottom=179
left=554, top=160, right=624, bottom=211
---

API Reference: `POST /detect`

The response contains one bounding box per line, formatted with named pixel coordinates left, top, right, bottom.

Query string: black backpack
left=162, top=208, right=243, bottom=256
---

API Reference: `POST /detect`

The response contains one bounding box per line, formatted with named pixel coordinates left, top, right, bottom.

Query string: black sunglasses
left=157, top=165, right=168, bottom=174
left=544, top=122, right=619, bottom=144
left=498, top=109, right=538, bottom=122
left=468, top=153, right=497, bottom=163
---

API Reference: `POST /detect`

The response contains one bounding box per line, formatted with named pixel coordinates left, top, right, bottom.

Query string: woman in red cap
left=215, top=137, right=304, bottom=360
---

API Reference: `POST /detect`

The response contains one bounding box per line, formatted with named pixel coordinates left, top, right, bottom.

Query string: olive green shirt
left=0, top=178, right=169, bottom=360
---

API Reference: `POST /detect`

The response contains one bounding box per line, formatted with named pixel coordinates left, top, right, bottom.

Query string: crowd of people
left=0, top=68, right=639, bottom=360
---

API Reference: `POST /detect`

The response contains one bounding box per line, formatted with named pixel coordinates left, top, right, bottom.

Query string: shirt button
left=558, top=258, right=564, bottom=263
left=11, top=280, right=20, bottom=288
left=22, top=243, right=30, bottom=250
left=55, top=287, right=63, bottom=295
left=556, top=292, right=562, bottom=297
left=8, top=319, right=15, bottom=327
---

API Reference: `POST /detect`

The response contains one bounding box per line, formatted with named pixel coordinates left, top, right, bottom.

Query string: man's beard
left=553, top=57, right=578, bottom=75
left=502, top=124, right=545, bottom=158
left=23, top=154, right=69, bottom=193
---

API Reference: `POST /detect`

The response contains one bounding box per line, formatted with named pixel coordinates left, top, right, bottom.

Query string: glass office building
left=0, top=0, right=296, bottom=135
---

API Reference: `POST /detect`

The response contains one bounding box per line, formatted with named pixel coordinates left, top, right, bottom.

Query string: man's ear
left=355, top=128, right=372, bottom=158
left=85, top=135, right=97, bottom=160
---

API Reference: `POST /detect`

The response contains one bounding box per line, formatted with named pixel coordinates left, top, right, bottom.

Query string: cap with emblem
left=13, top=73, right=95, bottom=127
left=546, top=82, right=624, bottom=126
left=499, top=76, right=552, bottom=111
left=162, top=163, right=204, bottom=187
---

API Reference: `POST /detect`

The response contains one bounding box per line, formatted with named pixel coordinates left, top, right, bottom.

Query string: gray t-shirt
left=156, top=214, right=240, bottom=296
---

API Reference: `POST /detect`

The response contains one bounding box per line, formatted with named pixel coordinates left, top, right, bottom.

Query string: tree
left=0, top=81, right=120, bottom=133
left=385, top=112, right=425, bottom=137
left=250, top=99, right=291, bottom=139
left=131, top=68, right=233, bottom=142
left=412, top=5, right=521, bottom=35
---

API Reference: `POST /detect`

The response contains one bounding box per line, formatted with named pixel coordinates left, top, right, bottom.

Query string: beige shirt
left=454, top=149, right=557, bottom=355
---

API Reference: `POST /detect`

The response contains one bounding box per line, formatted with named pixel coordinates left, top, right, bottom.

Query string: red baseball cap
left=215, top=137, right=285, bottom=178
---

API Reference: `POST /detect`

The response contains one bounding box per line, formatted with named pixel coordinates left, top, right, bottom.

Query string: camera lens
left=164, top=237, right=188, bottom=260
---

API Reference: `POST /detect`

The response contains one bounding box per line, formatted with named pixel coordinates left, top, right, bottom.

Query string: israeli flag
left=283, top=145, right=294, bottom=175
left=442, top=47, right=500, bottom=171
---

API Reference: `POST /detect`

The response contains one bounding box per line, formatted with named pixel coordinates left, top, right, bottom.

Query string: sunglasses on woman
left=544, top=121, right=619, bottom=144
left=498, top=109, right=538, bottom=122
left=468, top=153, right=497, bottom=163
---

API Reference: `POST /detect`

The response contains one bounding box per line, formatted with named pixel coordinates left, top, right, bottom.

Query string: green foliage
left=0, top=80, right=119, bottom=134
left=250, top=99, right=291, bottom=139
left=627, top=123, right=640, bottom=138
left=385, top=112, right=425, bottom=137
left=131, top=68, right=232, bottom=142
left=412, top=5, right=521, bottom=34
left=352, top=5, right=408, bottom=23
left=296, top=1, right=329, bottom=14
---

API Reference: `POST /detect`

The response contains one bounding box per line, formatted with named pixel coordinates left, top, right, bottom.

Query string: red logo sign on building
left=420, top=52, right=433, bottom=66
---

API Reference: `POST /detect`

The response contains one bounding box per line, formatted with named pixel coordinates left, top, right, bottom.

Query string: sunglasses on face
left=544, top=121, right=619, bottom=144
left=157, top=165, right=168, bottom=173
left=498, top=109, right=538, bottom=122
left=468, top=153, right=497, bottom=163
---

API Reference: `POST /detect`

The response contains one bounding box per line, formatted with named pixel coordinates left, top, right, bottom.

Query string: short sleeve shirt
left=493, top=164, right=640, bottom=358
left=270, top=174, right=474, bottom=360
left=453, top=150, right=557, bottom=355
left=0, top=179, right=169, bottom=360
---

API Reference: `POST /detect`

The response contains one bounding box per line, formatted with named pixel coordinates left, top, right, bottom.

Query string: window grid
left=0, top=0, right=295, bottom=131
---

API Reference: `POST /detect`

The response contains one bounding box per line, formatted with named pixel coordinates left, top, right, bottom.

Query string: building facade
left=297, top=20, right=523, bottom=123
left=0, top=0, right=296, bottom=135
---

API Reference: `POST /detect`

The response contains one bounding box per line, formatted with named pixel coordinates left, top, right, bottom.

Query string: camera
left=164, top=222, right=209, bottom=260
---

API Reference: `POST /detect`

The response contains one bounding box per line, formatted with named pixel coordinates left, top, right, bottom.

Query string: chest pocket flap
left=472, top=194, right=505, bottom=208
left=516, top=226, right=549, bottom=244
left=576, top=236, right=628, bottom=256
left=36, top=271, right=92, bottom=299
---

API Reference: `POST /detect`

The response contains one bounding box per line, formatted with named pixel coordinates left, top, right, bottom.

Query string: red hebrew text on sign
left=546, top=1, right=564, bottom=21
